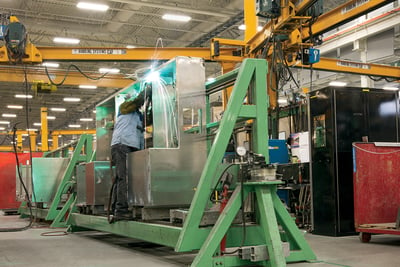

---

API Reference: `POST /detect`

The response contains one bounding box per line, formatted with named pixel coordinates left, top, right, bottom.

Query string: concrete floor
left=0, top=213, right=399, bottom=267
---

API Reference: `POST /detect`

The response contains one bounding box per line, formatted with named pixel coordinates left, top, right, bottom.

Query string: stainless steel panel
left=95, top=98, right=115, bottom=161
left=128, top=143, right=206, bottom=207
left=31, top=158, right=69, bottom=203
left=16, top=165, right=32, bottom=202
left=127, top=57, right=207, bottom=207
left=76, top=163, right=86, bottom=206
left=85, top=161, right=113, bottom=206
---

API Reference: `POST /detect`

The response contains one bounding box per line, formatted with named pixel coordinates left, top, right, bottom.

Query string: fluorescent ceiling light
left=47, top=116, right=56, bottom=120
left=22, top=134, right=28, bottom=137
left=53, top=37, right=80, bottom=44
left=2, top=114, right=16, bottom=118
left=26, top=128, right=38, bottom=132
left=0, top=121, right=10, bottom=124
left=50, top=107, right=66, bottom=112
left=126, top=45, right=136, bottom=49
left=99, top=68, right=120, bottom=74
left=162, top=14, right=191, bottom=22
left=68, top=124, right=81, bottom=128
left=77, top=2, right=109, bottom=11
left=329, top=81, right=347, bottom=87
left=79, top=85, right=97, bottom=89
left=33, top=123, right=42, bottom=126
left=80, top=118, right=93, bottom=122
left=15, top=94, right=32, bottom=99
left=7, top=105, right=23, bottom=109
left=238, top=24, right=263, bottom=31
left=63, top=97, right=81, bottom=102
left=383, top=86, right=398, bottom=90
left=93, top=110, right=97, bottom=113
left=48, top=139, right=53, bottom=142
left=42, top=62, right=59, bottom=68
left=0, top=127, right=5, bottom=131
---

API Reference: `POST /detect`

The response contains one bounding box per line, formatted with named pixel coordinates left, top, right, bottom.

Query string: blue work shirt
left=111, top=111, right=143, bottom=149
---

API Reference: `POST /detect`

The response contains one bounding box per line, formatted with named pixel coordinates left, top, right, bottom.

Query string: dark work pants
left=111, top=144, right=138, bottom=215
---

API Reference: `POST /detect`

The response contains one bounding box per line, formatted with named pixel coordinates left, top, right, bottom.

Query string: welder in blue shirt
left=110, top=90, right=145, bottom=222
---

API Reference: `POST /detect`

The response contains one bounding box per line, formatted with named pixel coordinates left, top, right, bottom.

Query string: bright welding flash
left=146, top=71, right=160, bottom=82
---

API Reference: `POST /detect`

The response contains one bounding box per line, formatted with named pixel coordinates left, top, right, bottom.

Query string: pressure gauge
left=236, top=146, right=247, bottom=156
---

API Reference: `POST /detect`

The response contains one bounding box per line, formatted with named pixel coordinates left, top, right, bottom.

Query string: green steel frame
left=67, top=59, right=315, bottom=266
left=19, top=134, right=93, bottom=227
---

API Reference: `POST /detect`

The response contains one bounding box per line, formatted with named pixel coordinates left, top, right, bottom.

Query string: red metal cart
left=352, top=142, right=400, bottom=242
left=0, top=152, right=42, bottom=212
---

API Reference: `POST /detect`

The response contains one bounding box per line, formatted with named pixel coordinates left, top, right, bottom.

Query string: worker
left=110, top=90, right=145, bottom=222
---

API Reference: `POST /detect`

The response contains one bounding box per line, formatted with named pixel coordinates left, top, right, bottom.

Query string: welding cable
left=44, top=64, right=111, bottom=86
left=23, top=65, right=37, bottom=221
left=107, top=171, right=117, bottom=223
left=307, top=260, right=351, bottom=267
left=209, top=163, right=235, bottom=203
left=40, top=230, right=68, bottom=237
left=0, top=124, right=33, bottom=232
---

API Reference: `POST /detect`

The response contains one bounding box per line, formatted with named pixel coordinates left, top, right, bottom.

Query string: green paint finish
left=272, top=188, right=316, bottom=262
left=177, top=59, right=266, bottom=252
left=69, top=213, right=181, bottom=248
left=255, top=185, right=286, bottom=267
left=50, top=193, right=77, bottom=228
left=46, top=135, right=93, bottom=221
left=205, top=68, right=239, bottom=92
left=19, top=206, right=49, bottom=219
left=68, top=59, right=314, bottom=267
left=192, top=185, right=251, bottom=266
left=238, top=105, right=257, bottom=118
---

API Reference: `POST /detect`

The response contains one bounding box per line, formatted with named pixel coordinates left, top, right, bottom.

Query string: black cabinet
left=309, top=87, right=399, bottom=236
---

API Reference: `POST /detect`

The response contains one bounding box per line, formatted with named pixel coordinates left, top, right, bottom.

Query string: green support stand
left=68, top=59, right=315, bottom=266
left=18, top=134, right=93, bottom=223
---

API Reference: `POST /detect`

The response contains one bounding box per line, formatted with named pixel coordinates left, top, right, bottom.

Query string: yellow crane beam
left=36, top=47, right=237, bottom=62
left=296, top=58, right=400, bottom=79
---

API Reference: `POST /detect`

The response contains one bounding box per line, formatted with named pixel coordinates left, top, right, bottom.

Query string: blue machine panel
left=269, top=139, right=289, bottom=164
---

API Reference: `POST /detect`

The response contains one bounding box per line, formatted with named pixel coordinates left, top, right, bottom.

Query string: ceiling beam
left=109, top=0, right=237, bottom=17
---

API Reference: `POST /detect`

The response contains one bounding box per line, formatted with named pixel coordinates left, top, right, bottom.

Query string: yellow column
left=29, top=133, right=36, bottom=151
left=221, top=62, right=237, bottom=109
left=41, top=107, right=48, bottom=151
left=52, top=134, right=59, bottom=151
left=17, top=134, right=23, bottom=151
left=244, top=0, right=258, bottom=42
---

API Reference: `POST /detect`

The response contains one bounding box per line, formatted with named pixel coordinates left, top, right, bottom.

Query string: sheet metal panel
left=353, top=142, right=400, bottom=227
left=128, top=139, right=207, bottom=207
left=127, top=57, right=207, bottom=207
left=31, top=158, right=69, bottom=203
left=76, top=163, right=86, bottom=206
left=0, top=152, right=41, bottom=209
left=85, top=161, right=113, bottom=206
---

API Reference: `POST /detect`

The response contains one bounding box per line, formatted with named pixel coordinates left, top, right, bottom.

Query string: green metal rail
left=19, top=134, right=93, bottom=227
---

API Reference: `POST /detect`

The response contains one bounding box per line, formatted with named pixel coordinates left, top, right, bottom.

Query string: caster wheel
left=359, top=232, right=371, bottom=243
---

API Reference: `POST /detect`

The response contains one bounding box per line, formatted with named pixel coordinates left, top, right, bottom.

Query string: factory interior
left=0, top=0, right=399, bottom=266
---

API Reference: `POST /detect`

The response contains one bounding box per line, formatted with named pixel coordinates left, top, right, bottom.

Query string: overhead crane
left=0, top=1, right=397, bottom=106
left=2, top=1, right=400, bottom=266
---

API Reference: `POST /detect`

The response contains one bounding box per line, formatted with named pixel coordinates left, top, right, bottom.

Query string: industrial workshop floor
left=0, top=213, right=399, bottom=267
